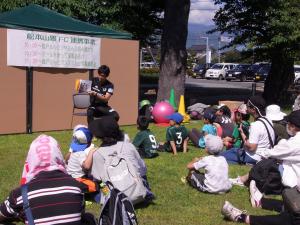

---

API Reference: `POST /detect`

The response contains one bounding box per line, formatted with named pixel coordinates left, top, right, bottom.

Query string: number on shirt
left=149, top=135, right=158, bottom=148
left=175, top=132, right=183, bottom=145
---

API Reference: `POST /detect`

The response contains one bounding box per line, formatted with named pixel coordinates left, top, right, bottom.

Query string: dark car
left=225, top=64, right=250, bottom=81
left=193, top=64, right=207, bottom=78
left=239, top=63, right=268, bottom=82
left=254, top=64, right=271, bottom=82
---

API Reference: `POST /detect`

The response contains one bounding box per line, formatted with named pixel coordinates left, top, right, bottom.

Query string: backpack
left=104, top=152, right=147, bottom=205
left=99, top=183, right=138, bottom=225
left=249, top=158, right=283, bottom=195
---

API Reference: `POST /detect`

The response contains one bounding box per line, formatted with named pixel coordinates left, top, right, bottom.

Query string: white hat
left=266, top=105, right=286, bottom=121
left=204, top=134, right=224, bottom=154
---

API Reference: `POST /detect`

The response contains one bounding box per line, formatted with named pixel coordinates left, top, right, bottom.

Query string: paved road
left=185, top=77, right=264, bottom=91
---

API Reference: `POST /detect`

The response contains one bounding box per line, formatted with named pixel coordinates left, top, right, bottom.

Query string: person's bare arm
left=183, top=138, right=189, bottom=153
left=82, top=147, right=97, bottom=170
left=65, top=152, right=71, bottom=164
left=187, top=157, right=201, bottom=169
left=239, top=127, right=257, bottom=152
left=170, top=141, right=177, bottom=155
left=88, top=91, right=112, bottom=103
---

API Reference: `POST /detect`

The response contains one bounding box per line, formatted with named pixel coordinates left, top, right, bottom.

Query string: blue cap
left=166, top=113, right=184, bottom=124
left=70, top=127, right=93, bottom=152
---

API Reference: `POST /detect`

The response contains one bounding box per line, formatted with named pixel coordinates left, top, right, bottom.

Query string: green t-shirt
left=232, top=121, right=250, bottom=148
left=132, top=129, right=158, bottom=158
left=165, top=125, right=188, bottom=151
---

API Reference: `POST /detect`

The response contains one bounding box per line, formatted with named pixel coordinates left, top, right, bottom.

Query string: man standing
left=87, top=65, right=119, bottom=124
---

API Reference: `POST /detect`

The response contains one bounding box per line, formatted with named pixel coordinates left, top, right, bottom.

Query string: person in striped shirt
left=0, top=135, right=89, bottom=225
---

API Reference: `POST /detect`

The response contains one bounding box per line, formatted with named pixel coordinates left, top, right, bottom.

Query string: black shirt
left=90, top=78, right=114, bottom=107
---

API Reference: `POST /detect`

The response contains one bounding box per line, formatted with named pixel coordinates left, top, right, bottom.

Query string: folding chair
left=71, top=93, right=90, bottom=128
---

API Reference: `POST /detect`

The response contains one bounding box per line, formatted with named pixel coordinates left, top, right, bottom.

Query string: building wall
left=0, top=28, right=27, bottom=134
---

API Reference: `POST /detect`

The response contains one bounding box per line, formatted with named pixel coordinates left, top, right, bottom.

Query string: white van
left=205, top=63, right=237, bottom=80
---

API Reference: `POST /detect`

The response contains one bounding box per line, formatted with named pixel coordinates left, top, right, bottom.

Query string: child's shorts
left=187, top=171, right=207, bottom=192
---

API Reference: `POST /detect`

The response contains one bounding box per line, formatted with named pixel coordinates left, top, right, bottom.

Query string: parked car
left=254, top=64, right=271, bottom=82
left=225, top=64, right=251, bottom=81
left=295, top=65, right=300, bottom=84
left=193, top=64, right=207, bottom=78
left=205, top=63, right=237, bottom=80
left=240, top=63, right=268, bottom=81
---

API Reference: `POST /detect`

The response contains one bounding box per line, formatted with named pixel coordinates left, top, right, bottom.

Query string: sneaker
left=221, top=201, right=245, bottom=222
left=229, top=176, right=245, bottom=187
left=249, top=180, right=262, bottom=208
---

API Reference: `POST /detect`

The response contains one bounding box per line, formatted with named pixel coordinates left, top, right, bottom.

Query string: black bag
left=283, top=187, right=300, bottom=214
left=249, top=158, right=283, bottom=195
left=99, top=183, right=138, bottom=225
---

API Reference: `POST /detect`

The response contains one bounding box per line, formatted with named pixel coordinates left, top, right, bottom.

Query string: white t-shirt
left=193, top=155, right=232, bottom=193
left=247, top=118, right=275, bottom=161
left=260, top=132, right=300, bottom=187
left=66, top=145, right=94, bottom=178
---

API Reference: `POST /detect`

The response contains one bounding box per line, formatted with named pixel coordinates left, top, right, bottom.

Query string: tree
left=0, top=0, right=163, bottom=46
left=211, top=0, right=300, bottom=105
left=157, top=0, right=190, bottom=102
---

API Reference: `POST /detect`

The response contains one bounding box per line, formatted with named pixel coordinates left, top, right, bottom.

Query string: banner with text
left=7, top=29, right=100, bottom=69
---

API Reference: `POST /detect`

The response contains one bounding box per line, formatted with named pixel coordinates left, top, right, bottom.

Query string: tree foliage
left=211, top=0, right=300, bottom=104
left=0, top=0, right=163, bottom=46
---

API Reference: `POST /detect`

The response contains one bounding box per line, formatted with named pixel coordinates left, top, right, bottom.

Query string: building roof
left=0, top=4, right=132, bottom=39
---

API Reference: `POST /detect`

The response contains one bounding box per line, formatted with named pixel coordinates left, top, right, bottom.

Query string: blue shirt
left=199, top=124, right=217, bottom=148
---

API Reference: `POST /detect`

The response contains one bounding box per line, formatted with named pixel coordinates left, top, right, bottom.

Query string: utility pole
left=200, top=36, right=210, bottom=67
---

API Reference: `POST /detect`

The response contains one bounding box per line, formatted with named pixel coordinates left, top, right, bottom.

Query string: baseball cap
left=266, top=105, right=286, bottom=121
left=70, top=127, right=93, bottom=152
left=166, top=112, right=184, bottom=124
left=236, top=104, right=247, bottom=114
left=204, top=134, right=223, bottom=154
left=203, top=108, right=216, bottom=121
left=139, top=99, right=151, bottom=110
left=88, top=116, right=120, bottom=138
left=284, top=110, right=300, bottom=128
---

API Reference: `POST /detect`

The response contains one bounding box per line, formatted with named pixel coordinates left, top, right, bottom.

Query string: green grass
left=0, top=121, right=277, bottom=225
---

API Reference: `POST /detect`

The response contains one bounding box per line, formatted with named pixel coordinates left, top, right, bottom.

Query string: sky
left=189, top=0, right=219, bottom=25
left=187, top=0, right=221, bottom=48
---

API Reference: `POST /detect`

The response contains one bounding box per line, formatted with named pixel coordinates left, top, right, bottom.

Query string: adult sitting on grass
left=265, top=104, right=289, bottom=143
left=88, top=116, right=154, bottom=202
left=221, top=180, right=300, bottom=225
left=2, top=135, right=89, bottom=225
left=229, top=110, right=300, bottom=191
left=184, top=134, right=231, bottom=194
left=219, top=95, right=275, bottom=165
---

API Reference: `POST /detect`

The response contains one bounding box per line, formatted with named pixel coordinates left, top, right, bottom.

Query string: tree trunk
left=157, top=0, right=190, bottom=103
left=263, top=50, right=294, bottom=106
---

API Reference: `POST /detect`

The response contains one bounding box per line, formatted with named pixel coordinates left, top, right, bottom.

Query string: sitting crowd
left=0, top=92, right=299, bottom=225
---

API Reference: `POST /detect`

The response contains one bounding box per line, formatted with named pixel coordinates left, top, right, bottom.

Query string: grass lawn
left=0, top=120, right=278, bottom=225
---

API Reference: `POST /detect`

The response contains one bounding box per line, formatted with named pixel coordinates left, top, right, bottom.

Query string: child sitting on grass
left=159, top=112, right=189, bottom=155
left=189, top=107, right=217, bottom=148
left=132, top=116, right=159, bottom=158
left=184, top=134, right=232, bottom=194
left=65, top=126, right=97, bottom=193
left=223, top=104, right=250, bottom=148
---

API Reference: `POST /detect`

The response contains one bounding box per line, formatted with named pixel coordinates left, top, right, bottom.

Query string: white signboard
left=7, top=29, right=100, bottom=69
